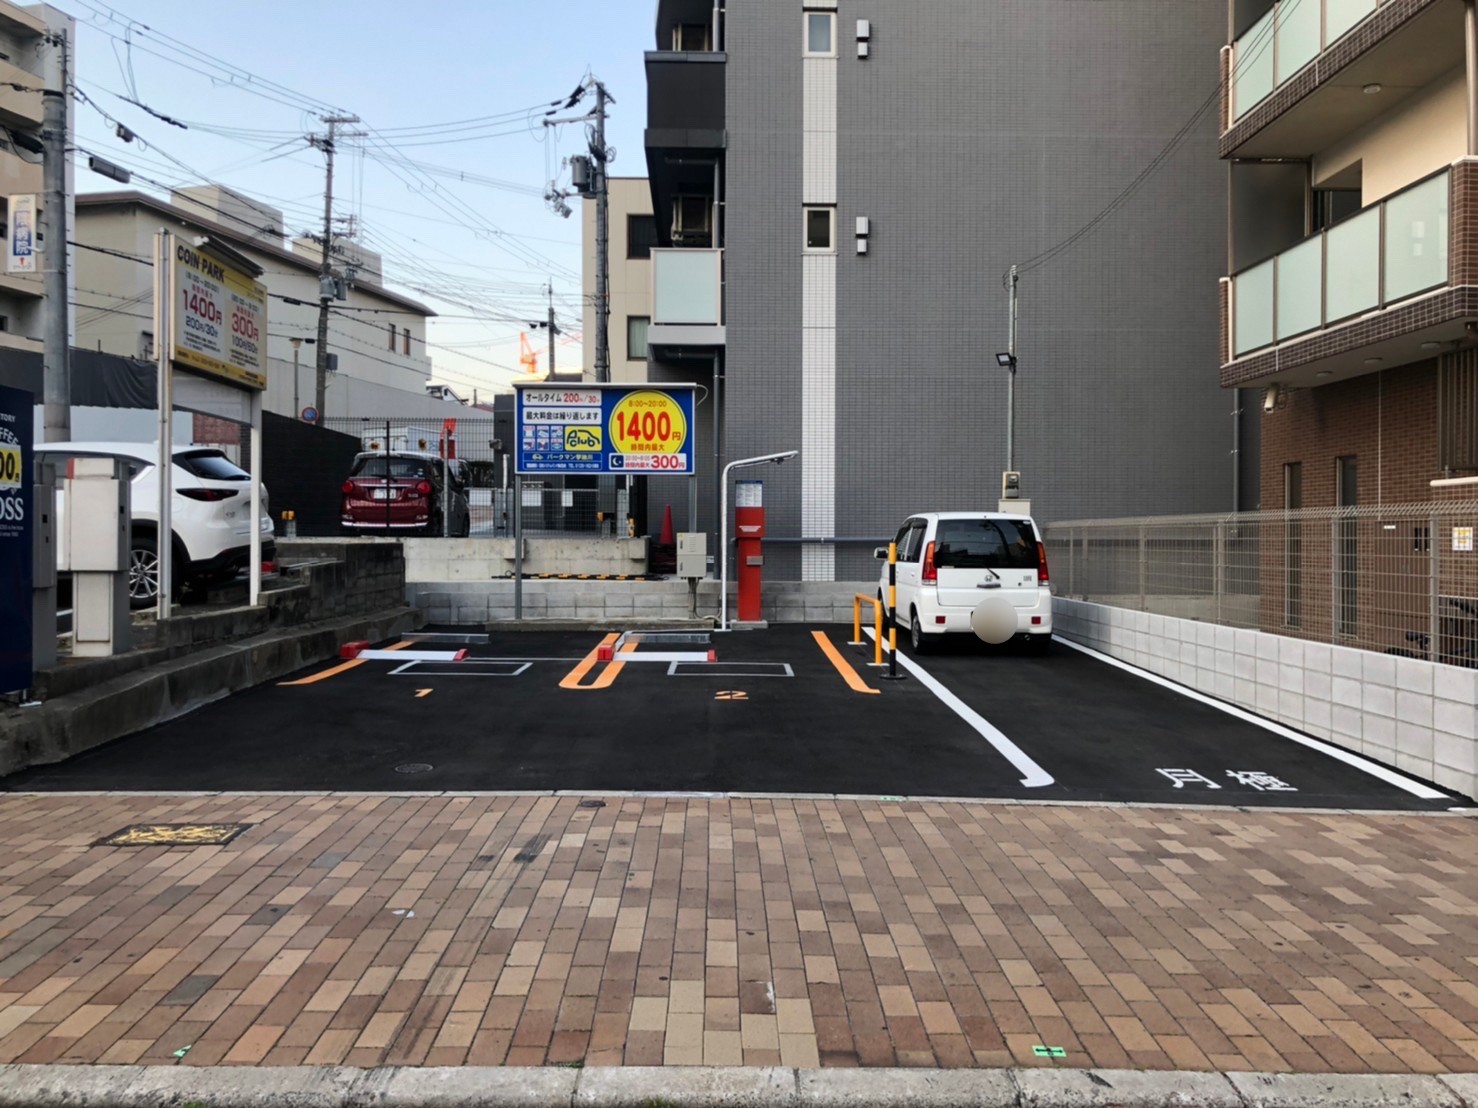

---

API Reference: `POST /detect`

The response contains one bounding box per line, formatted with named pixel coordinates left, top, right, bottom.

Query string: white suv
left=35, top=441, right=274, bottom=609
left=877, top=512, right=1052, bottom=653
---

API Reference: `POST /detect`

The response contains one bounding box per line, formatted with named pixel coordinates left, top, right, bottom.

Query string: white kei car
left=877, top=511, right=1053, bottom=653
left=34, top=441, right=274, bottom=609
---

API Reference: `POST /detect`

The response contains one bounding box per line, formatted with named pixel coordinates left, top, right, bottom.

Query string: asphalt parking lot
left=6, top=626, right=1464, bottom=810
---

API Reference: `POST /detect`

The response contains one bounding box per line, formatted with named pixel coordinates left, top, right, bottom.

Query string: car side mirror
left=874, top=547, right=888, bottom=559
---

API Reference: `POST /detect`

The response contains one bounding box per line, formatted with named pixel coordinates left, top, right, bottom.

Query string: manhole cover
left=577, top=799, right=606, bottom=809
left=95, top=823, right=252, bottom=847
left=394, top=763, right=434, bottom=775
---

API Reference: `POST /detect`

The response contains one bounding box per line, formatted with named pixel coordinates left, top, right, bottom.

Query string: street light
left=995, top=352, right=1015, bottom=369
left=718, top=449, right=799, bottom=631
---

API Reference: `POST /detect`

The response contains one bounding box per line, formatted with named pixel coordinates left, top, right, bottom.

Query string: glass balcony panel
left=1324, top=207, right=1381, bottom=321
left=1276, top=236, right=1323, bottom=340
left=1235, top=258, right=1276, bottom=355
left=1233, top=7, right=1277, bottom=120
left=1384, top=173, right=1450, bottom=302
left=1276, top=0, right=1321, bottom=83
left=652, top=248, right=723, bottom=325
left=1325, top=0, right=1377, bottom=44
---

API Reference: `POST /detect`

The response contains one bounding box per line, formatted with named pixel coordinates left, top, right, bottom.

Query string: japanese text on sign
left=172, top=243, right=268, bottom=390
left=515, top=384, right=697, bottom=476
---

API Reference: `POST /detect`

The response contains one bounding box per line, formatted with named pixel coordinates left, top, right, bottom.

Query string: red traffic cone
left=659, top=504, right=675, bottom=545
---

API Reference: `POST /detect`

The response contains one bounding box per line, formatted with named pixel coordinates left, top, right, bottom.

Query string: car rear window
left=176, top=450, right=249, bottom=481
left=934, top=518, right=1039, bottom=570
left=352, top=456, right=432, bottom=479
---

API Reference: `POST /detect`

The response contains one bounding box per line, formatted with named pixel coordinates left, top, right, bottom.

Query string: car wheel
left=909, top=607, right=937, bottom=654
left=127, top=535, right=170, bottom=610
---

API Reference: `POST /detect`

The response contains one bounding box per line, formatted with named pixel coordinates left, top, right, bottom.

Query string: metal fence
left=301, top=417, right=641, bottom=539
left=1042, top=501, right=1478, bottom=666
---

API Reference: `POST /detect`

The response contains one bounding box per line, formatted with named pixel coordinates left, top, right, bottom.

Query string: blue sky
left=66, top=0, right=652, bottom=397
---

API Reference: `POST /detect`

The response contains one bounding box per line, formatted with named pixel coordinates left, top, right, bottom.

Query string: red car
left=341, top=451, right=471, bottom=537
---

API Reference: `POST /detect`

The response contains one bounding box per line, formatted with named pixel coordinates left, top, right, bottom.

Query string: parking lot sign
left=0, top=384, right=32, bottom=694
left=515, top=383, right=697, bottom=476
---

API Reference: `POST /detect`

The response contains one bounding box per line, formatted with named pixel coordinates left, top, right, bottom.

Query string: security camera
left=1263, top=383, right=1281, bottom=412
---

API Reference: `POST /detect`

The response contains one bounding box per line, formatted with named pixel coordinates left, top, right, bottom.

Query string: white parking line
left=1056, top=637, right=1448, bottom=801
left=864, top=628, right=1054, bottom=789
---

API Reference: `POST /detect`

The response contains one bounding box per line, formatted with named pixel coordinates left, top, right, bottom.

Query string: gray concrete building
left=644, top=0, right=1241, bottom=582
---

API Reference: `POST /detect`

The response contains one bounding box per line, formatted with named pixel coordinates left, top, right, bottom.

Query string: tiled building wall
left=725, top=2, right=1231, bottom=582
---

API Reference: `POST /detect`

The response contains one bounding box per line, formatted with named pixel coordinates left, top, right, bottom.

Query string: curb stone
left=0, top=1065, right=1474, bottom=1107
left=1227, top=1071, right=1466, bottom=1107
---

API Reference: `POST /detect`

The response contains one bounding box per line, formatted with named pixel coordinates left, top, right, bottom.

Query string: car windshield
left=352, top=456, right=432, bottom=480
left=934, top=518, right=1039, bottom=570
left=176, top=450, right=249, bottom=481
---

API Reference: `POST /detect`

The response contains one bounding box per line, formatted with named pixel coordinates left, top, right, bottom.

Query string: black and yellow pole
left=882, top=541, right=905, bottom=681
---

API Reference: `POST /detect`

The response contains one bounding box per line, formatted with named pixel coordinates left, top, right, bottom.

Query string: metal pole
left=154, top=230, right=173, bottom=620
left=1007, top=264, right=1018, bottom=474
left=292, top=338, right=301, bottom=420
left=719, top=461, right=730, bottom=631
left=41, top=27, right=69, bottom=443
left=443, top=433, right=450, bottom=538
left=1466, top=0, right=1478, bottom=155
left=314, top=115, right=360, bottom=422
left=594, top=82, right=611, bottom=383
left=887, top=543, right=899, bottom=680
left=689, top=474, right=698, bottom=535
left=249, top=391, right=262, bottom=606
left=712, top=352, right=722, bottom=557
left=548, top=283, right=557, bottom=378
left=384, top=420, right=390, bottom=533
left=514, top=473, right=523, bottom=619
left=1429, top=510, right=1441, bottom=662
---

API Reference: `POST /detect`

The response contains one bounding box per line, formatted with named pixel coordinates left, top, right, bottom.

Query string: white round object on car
left=970, top=596, right=1017, bottom=644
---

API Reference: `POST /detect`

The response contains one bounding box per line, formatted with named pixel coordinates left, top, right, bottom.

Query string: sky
left=65, top=0, right=652, bottom=399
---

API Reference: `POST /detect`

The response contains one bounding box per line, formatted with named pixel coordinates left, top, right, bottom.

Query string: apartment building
left=1221, top=0, right=1478, bottom=504
left=583, top=177, right=656, bottom=383
left=644, top=0, right=1234, bottom=582
left=0, top=1, right=71, bottom=355
left=74, top=186, right=441, bottom=422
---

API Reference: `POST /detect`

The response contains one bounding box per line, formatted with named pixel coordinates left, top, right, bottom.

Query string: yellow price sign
left=0, top=443, right=20, bottom=489
left=609, top=391, right=687, bottom=454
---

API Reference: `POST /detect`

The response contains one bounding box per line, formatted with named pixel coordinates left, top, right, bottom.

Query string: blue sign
left=300, top=406, right=319, bottom=423
left=0, top=384, right=32, bottom=694
left=515, top=383, right=698, bottom=476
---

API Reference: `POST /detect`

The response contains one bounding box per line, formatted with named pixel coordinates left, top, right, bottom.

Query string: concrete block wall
left=273, top=540, right=406, bottom=621
left=406, top=580, right=876, bottom=626
left=1054, top=598, right=1478, bottom=802
left=401, top=537, right=649, bottom=582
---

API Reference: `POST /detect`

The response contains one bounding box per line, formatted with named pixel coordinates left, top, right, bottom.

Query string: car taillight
left=921, top=541, right=937, bottom=583
left=415, top=480, right=433, bottom=496
left=179, top=488, right=238, bottom=501
left=341, top=480, right=355, bottom=495
left=1037, top=542, right=1050, bottom=584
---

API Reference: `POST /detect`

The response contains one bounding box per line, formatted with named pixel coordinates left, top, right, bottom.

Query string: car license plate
left=371, top=488, right=394, bottom=500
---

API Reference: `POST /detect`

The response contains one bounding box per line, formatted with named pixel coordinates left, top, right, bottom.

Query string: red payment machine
left=735, top=480, right=765, bottom=622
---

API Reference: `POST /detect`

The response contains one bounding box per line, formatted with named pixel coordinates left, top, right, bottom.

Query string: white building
left=583, top=177, right=655, bottom=382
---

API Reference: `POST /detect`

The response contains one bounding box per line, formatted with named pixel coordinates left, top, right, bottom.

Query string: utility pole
left=593, top=80, right=612, bottom=383
left=547, top=282, right=557, bottom=379
left=40, top=27, right=68, bottom=442
left=308, top=114, right=360, bottom=424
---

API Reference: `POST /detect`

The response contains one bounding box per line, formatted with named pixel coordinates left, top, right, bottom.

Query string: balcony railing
left=1231, top=169, right=1449, bottom=357
left=651, top=247, right=723, bottom=327
left=1231, top=0, right=1392, bottom=122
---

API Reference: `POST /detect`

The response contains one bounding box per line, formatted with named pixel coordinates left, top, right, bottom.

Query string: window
left=1439, top=349, right=1478, bottom=473
left=388, top=323, right=396, bottom=350
left=672, top=22, right=711, bottom=51
left=1283, top=463, right=1302, bottom=627
left=352, top=456, right=434, bottom=480
left=627, top=214, right=658, bottom=259
left=805, top=11, right=835, bottom=55
left=402, top=327, right=411, bottom=356
left=805, top=207, right=834, bottom=251
left=934, top=519, right=1040, bottom=571
left=176, top=450, right=250, bottom=482
left=896, top=521, right=925, bottom=563
left=671, top=195, right=712, bottom=246
left=627, top=316, right=650, bottom=360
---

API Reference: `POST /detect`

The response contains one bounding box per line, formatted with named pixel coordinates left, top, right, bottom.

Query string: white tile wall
left=1054, top=598, right=1477, bottom=801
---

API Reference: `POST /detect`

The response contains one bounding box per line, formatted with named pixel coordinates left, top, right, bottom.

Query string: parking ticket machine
left=735, top=480, right=765, bottom=622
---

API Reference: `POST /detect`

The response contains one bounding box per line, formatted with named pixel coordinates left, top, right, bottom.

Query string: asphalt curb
left=0, top=1065, right=1473, bottom=1107
left=0, top=605, right=422, bottom=778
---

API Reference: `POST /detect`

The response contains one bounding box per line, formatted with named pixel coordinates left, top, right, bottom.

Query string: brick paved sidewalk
left=0, top=793, right=1475, bottom=1075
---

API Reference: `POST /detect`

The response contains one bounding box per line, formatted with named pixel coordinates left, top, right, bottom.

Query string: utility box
left=65, top=457, right=130, bottom=658
left=677, top=532, right=707, bottom=579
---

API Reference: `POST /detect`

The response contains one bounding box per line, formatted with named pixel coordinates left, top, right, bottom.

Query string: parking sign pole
left=154, top=230, right=173, bottom=621
left=513, top=473, right=523, bottom=620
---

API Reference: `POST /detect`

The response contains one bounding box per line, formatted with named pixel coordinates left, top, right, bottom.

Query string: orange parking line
left=560, top=633, right=621, bottom=690
left=812, top=630, right=880, bottom=695
left=279, top=639, right=412, bottom=686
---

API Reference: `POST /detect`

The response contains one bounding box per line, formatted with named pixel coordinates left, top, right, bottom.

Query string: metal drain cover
left=578, top=799, right=606, bottom=809
left=394, top=763, right=433, bottom=775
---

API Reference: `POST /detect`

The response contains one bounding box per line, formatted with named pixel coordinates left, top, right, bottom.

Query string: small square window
left=805, top=11, right=834, bottom=56
left=805, top=207, right=834, bottom=251
left=627, top=214, right=658, bottom=259
left=628, top=316, right=650, bottom=360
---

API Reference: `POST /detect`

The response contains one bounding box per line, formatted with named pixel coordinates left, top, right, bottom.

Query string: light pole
left=718, top=450, right=799, bottom=631
left=291, top=337, right=317, bottom=421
